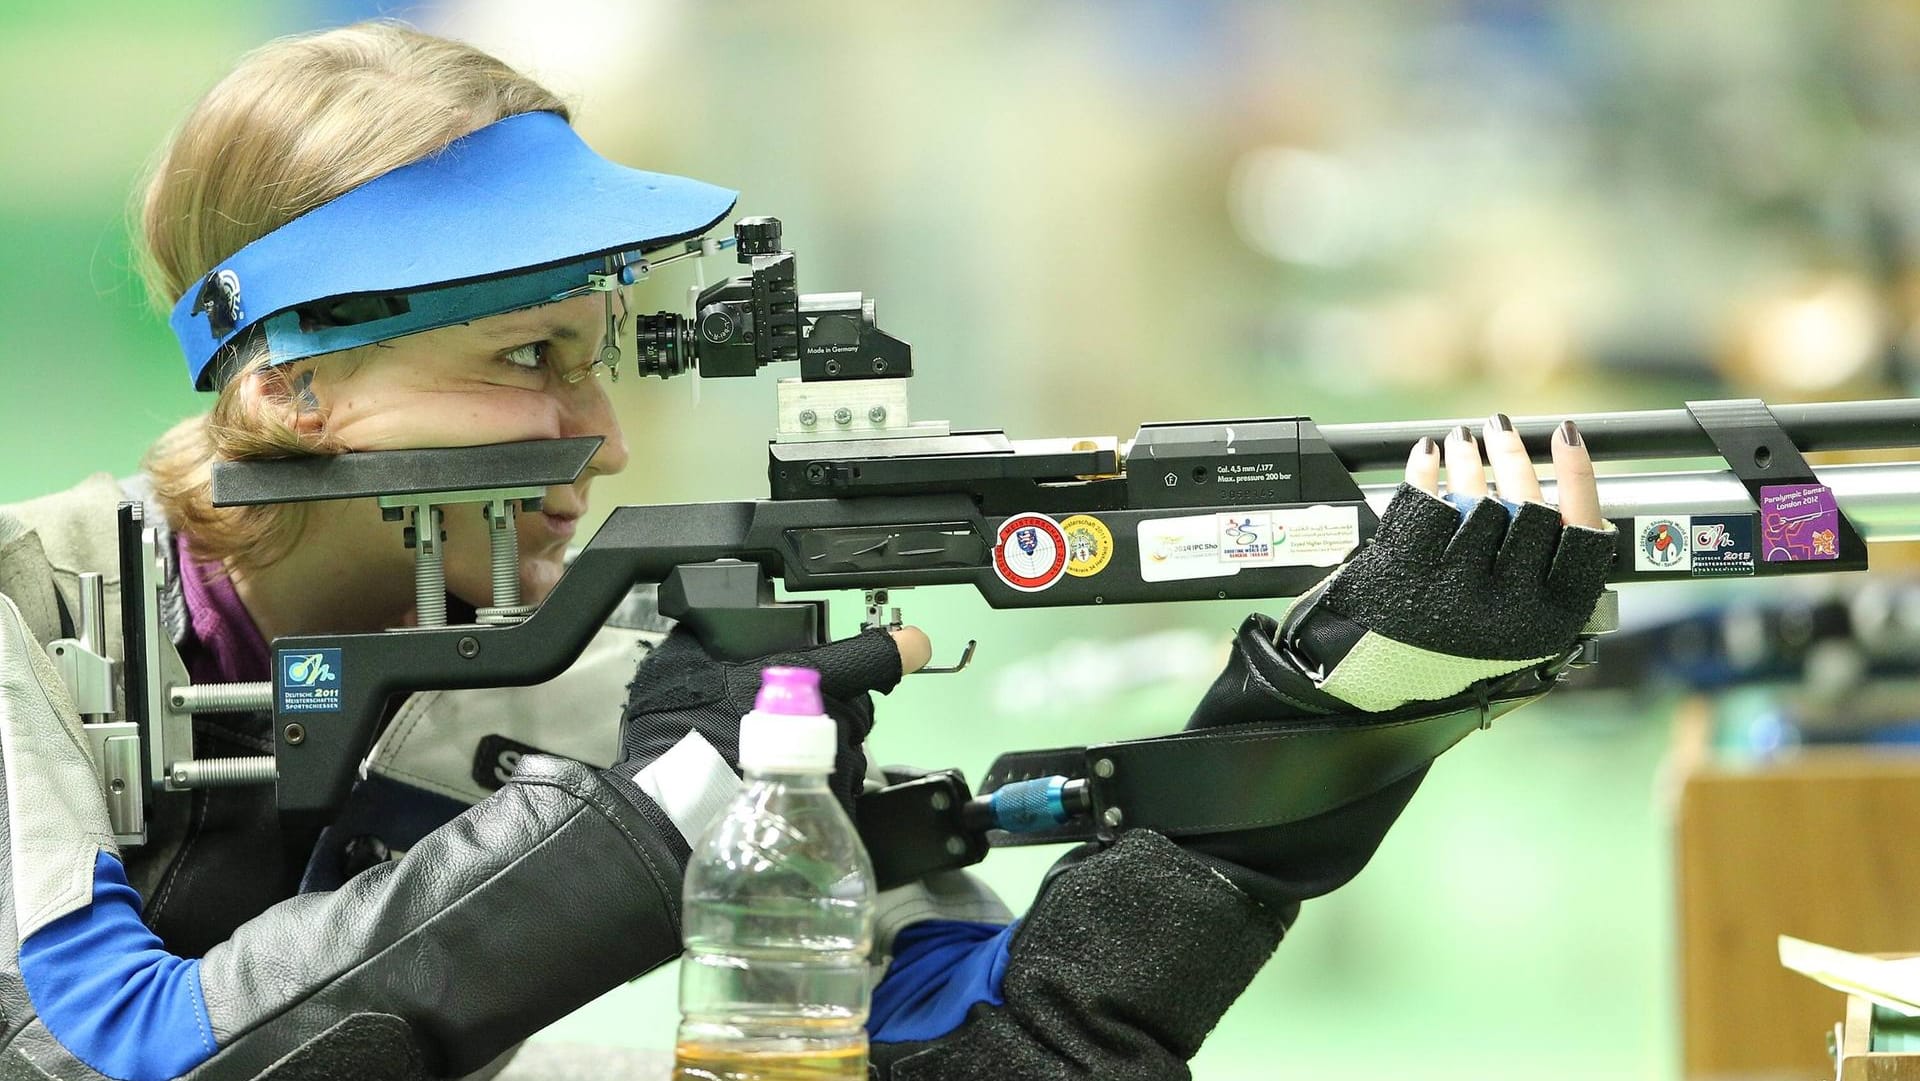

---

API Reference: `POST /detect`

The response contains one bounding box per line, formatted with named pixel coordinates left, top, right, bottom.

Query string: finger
left=1404, top=436, right=1440, bottom=494
left=1549, top=420, right=1604, bottom=529
left=1443, top=425, right=1488, bottom=499
left=1482, top=412, right=1543, bottom=505
left=768, top=627, right=911, bottom=699
left=1492, top=500, right=1561, bottom=585
left=891, top=625, right=932, bottom=675
left=1372, top=484, right=1462, bottom=564
left=1442, top=495, right=1510, bottom=572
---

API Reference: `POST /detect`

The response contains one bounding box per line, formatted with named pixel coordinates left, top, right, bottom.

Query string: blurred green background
left=10, top=1, right=1920, bottom=1076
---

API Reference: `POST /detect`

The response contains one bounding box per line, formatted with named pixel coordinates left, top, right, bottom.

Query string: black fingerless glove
left=871, top=830, right=1282, bottom=1081
left=613, top=625, right=904, bottom=814
left=1283, top=483, right=1617, bottom=712
left=1172, top=484, right=1618, bottom=914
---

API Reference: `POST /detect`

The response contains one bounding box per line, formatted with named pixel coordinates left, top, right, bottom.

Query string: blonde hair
left=137, top=20, right=570, bottom=571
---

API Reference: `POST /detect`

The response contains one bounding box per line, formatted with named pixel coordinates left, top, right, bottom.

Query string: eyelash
left=502, top=341, right=549, bottom=370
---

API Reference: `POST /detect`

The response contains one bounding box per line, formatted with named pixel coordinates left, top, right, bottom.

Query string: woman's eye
left=503, top=342, right=547, bottom=370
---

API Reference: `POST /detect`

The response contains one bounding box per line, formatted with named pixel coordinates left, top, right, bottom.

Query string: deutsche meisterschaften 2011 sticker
left=993, top=513, right=1069, bottom=592
left=1690, top=515, right=1757, bottom=577
left=1059, top=514, right=1114, bottom=578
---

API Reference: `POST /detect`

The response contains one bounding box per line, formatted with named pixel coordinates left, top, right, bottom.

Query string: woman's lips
left=537, top=511, right=580, bottom=539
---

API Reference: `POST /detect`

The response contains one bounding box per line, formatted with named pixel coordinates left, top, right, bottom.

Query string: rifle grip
left=656, top=561, right=827, bottom=660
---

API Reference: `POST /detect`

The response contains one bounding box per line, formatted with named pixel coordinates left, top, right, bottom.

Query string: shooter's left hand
left=1263, top=415, right=1616, bottom=714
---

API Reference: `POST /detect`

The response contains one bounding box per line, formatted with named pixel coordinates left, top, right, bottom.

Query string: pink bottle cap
left=754, top=666, right=824, bottom=716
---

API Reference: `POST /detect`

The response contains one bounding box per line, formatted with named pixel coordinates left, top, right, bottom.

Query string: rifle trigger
left=919, top=639, right=977, bottom=676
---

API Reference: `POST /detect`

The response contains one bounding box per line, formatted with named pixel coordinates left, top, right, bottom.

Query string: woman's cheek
left=332, top=391, right=566, bottom=451
left=521, top=548, right=567, bottom=604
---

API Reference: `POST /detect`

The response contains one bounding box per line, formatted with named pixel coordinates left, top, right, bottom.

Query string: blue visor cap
left=170, top=110, right=737, bottom=390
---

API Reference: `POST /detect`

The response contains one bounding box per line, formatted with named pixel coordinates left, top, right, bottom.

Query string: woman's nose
left=563, top=380, right=630, bottom=478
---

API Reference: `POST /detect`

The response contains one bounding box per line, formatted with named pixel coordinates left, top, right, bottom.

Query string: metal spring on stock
left=490, top=505, right=519, bottom=608
left=477, top=501, right=535, bottom=625
left=169, top=682, right=273, bottom=715
left=170, top=755, right=277, bottom=788
left=414, top=506, right=447, bottom=628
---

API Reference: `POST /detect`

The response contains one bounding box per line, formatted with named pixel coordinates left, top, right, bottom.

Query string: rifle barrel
left=1360, top=461, right=1920, bottom=542
left=1323, top=399, right=1920, bottom=472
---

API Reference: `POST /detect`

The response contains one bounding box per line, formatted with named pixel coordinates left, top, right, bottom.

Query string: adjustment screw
left=834, top=407, right=853, bottom=426
left=798, top=408, right=818, bottom=427
left=284, top=722, right=306, bottom=746
left=944, top=836, right=968, bottom=857
left=929, top=791, right=952, bottom=811
left=381, top=506, right=404, bottom=522
left=402, top=526, right=418, bottom=549
left=457, top=636, right=480, bottom=659
left=868, top=405, right=887, bottom=425
left=1093, top=758, right=1115, bottom=779
left=873, top=358, right=889, bottom=373
left=1102, top=807, right=1125, bottom=828
left=109, top=778, right=125, bottom=794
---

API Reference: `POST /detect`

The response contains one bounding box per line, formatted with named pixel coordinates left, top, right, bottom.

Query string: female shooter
left=0, top=21, right=1614, bottom=1081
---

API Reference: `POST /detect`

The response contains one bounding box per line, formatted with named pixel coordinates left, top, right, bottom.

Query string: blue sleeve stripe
left=870, top=918, right=1016, bottom=1044
left=19, top=850, right=216, bottom=1081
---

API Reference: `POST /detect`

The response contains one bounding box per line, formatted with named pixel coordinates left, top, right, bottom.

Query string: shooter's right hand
left=605, top=624, right=929, bottom=824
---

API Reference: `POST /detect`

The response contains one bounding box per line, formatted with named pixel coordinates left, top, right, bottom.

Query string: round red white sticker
left=993, top=513, right=1069, bottom=592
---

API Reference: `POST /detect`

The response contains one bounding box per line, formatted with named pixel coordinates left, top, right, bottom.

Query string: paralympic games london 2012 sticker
left=1059, top=514, right=1113, bottom=578
left=994, top=513, right=1069, bottom=592
left=1760, top=483, right=1840, bottom=562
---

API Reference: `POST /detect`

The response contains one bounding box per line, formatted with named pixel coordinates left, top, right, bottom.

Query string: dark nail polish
left=1558, top=420, right=1581, bottom=446
left=1415, top=436, right=1436, bottom=455
left=1490, top=412, right=1513, bottom=432
left=1451, top=425, right=1474, bottom=445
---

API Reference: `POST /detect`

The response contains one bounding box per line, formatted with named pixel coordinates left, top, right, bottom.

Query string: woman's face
left=297, top=291, right=631, bottom=610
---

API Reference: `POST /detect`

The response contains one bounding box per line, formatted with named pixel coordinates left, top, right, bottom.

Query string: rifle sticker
left=278, top=648, right=342, bottom=713
left=1689, top=515, right=1757, bottom=577
left=1261, top=506, right=1361, bottom=567
left=1760, top=484, right=1840, bottom=562
left=1635, top=517, right=1691, bottom=573
left=1060, top=514, right=1114, bottom=578
left=994, top=513, right=1069, bottom=592
left=1138, top=515, right=1235, bottom=582
left=1218, top=512, right=1275, bottom=564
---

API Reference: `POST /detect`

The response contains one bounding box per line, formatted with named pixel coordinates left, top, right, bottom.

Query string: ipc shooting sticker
left=1634, top=517, right=1692, bottom=573
left=994, top=513, right=1069, bottom=592
left=1060, top=515, right=1114, bottom=578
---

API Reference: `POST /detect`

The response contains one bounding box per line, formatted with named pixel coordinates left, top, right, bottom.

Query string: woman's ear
left=235, top=361, right=327, bottom=440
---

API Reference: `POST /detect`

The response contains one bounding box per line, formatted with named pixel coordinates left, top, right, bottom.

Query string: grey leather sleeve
left=0, top=749, right=688, bottom=1081
left=192, top=755, right=686, bottom=1079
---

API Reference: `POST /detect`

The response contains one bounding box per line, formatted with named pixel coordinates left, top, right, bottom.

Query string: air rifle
left=67, top=217, right=1920, bottom=887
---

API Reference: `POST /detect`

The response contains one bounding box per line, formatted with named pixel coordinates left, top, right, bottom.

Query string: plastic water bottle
left=673, top=666, right=876, bottom=1081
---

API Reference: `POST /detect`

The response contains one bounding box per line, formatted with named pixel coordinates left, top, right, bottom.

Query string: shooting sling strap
left=857, top=670, right=1557, bottom=890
